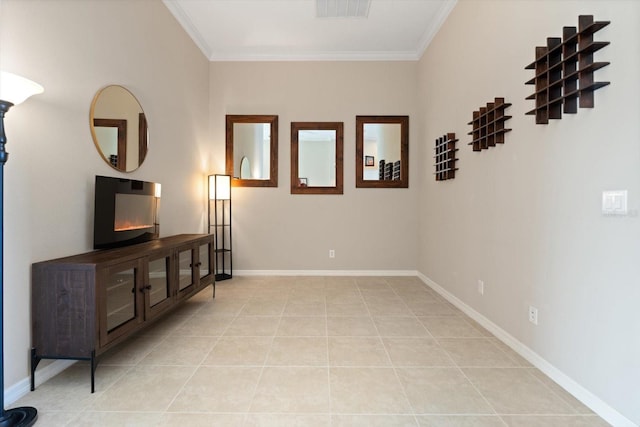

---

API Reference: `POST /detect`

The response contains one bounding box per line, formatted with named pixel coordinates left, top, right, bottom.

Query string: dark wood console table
left=30, top=234, right=215, bottom=392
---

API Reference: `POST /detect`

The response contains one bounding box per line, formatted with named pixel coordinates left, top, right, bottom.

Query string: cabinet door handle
left=140, top=285, right=152, bottom=293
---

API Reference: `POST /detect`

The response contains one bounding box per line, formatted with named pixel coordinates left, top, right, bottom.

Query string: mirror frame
left=355, top=115, right=409, bottom=188
left=225, top=115, right=278, bottom=187
left=290, top=121, right=344, bottom=195
left=90, top=85, right=148, bottom=173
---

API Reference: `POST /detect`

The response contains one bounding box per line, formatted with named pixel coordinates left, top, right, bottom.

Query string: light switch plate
left=602, top=190, right=628, bottom=216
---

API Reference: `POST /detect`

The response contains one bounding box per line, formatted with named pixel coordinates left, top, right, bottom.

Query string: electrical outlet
left=329, top=249, right=335, bottom=258
left=477, top=280, right=484, bottom=295
left=528, top=306, right=538, bottom=325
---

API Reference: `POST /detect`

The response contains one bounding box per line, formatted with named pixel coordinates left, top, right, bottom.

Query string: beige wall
left=0, top=0, right=209, bottom=388
left=1, top=0, right=637, bottom=423
left=209, top=61, right=419, bottom=272
left=418, top=1, right=640, bottom=424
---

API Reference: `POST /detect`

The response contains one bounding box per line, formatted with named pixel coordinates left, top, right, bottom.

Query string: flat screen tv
left=94, top=175, right=160, bottom=249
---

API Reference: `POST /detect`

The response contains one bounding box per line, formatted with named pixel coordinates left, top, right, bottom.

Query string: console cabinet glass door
left=101, top=259, right=143, bottom=346
left=199, top=243, right=212, bottom=280
left=145, top=253, right=173, bottom=319
left=177, top=248, right=195, bottom=294
left=177, top=241, right=212, bottom=299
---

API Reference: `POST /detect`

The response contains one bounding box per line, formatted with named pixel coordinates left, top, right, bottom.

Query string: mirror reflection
left=90, top=85, right=148, bottom=172
left=226, top=115, right=278, bottom=187
left=232, top=123, right=270, bottom=179
left=362, top=123, right=401, bottom=180
left=299, top=130, right=336, bottom=187
left=239, top=156, right=251, bottom=179
left=356, top=116, right=409, bottom=188
left=291, top=122, right=343, bottom=195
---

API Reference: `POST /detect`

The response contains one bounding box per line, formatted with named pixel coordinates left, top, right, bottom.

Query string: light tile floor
left=15, top=276, right=610, bottom=426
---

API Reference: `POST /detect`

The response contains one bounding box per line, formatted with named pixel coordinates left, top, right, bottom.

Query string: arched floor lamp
left=0, top=71, right=44, bottom=427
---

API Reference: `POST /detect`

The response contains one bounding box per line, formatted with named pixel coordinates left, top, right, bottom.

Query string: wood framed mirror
left=90, top=85, right=148, bottom=172
left=291, top=122, right=343, bottom=195
left=356, top=115, right=409, bottom=188
left=225, top=115, right=278, bottom=187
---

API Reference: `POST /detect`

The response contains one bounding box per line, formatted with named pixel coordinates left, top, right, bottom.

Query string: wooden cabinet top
left=33, top=234, right=213, bottom=268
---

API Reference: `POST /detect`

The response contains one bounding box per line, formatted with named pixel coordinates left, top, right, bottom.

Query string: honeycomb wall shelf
left=434, top=133, right=458, bottom=181
left=467, top=97, right=512, bottom=152
left=525, top=15, right=610, bottom=124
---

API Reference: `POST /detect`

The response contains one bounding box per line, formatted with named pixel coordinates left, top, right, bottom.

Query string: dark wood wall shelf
left=525, top=15, right=610, bottom=124
left=434, top=133, right=458, bottom=181
left=467, top=98, right=512, bottom=152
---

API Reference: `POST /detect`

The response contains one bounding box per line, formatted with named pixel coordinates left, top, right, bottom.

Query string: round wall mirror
left=90, top=85, right=148, bottom=172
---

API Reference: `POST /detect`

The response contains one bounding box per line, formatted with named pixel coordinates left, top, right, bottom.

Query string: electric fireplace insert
left=93, top=175, right=160, bottom=249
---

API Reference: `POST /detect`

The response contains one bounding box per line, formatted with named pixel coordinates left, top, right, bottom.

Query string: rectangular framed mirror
left=291, top=122, right=344, bottom=195
left=356, top=115, right=409, bottom=188
left=225, top=115, right=278, bottom=187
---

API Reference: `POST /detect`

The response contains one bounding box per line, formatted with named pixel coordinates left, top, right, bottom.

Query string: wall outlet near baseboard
left=528, top=305, right=538, bottom=325
left=329, top=249, right=335, bottom=258
left=477, top=280, right=484, bottom=295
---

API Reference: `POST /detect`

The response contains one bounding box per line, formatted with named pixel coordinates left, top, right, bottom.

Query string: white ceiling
left=163, top=0, right=457, bottom=61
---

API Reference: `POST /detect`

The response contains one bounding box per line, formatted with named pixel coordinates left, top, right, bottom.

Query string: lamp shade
left=0, top=71, right=44, bottom=105
left=209, top=174, right=231, bottom=200
left=154, top=183, right=162, bottom=198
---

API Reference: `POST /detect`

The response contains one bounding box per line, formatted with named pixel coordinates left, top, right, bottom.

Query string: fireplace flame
left=114, top=220, right=153, bottom=232
left=114, top=193, right=155, bottom=232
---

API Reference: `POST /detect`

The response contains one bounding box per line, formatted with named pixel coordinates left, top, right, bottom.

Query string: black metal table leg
left=30, top=348, right=41, bottom=392
left=90, top=350, right=96, bottom=393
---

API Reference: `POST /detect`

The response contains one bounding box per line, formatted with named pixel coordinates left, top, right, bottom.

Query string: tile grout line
left=384, top=278, right=424, bottom=426
left=325, top=277, right=333, bottom=426
left=23, top=277, right=612, bottom=425
left=390, top=278, right=504, bottom=422
left=526, top=367, right=584, bottom=415
left=242, top=282, right=287, bottom=418
left=160, top=294, right=247, bottom=416
left=366, top=277, right=419, bottom=422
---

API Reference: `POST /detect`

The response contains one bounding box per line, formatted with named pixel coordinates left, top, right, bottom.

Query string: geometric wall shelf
left=467, top=97, right=512, bottom=152
left=525, top=15, right=610, bottom=124
left=434, top=132, right=458, bottom=181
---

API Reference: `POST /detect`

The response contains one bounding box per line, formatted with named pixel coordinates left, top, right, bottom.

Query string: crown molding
left=165, top=0, right=456, bottom=63
left=416, top=0, right=457, bottom=60
left=163, top=0, right=213, bottom=59
left=209, top=50, right=420, bottom=62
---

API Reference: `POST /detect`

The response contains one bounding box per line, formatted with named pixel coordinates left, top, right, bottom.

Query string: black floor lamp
left=0, top=71, right=43, bottom=427
left=208, top=174, right=232, bottom=281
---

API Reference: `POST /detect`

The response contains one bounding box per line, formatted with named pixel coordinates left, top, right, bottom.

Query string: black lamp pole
left=0, top=99, right=37, bottom=426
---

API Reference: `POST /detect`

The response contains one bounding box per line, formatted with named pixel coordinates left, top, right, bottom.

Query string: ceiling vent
left=316, top=0, right=371, bottom=18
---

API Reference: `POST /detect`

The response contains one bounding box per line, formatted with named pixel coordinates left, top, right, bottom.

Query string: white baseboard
left=234, top=269, right=419, bottom=277
left=7, top=271, right=634, bottom=426
left=5, top=359, right=76, bottom=406
left=417, top=272, right=636, bottom=427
